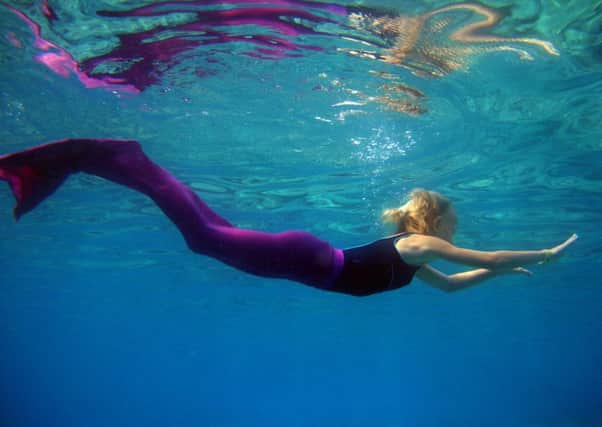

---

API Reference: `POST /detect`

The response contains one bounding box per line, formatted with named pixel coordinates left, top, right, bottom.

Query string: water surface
left=0, top=1, right=601, bottom=426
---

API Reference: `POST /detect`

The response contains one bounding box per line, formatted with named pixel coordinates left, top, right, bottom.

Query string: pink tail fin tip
left=0, top=153, right=68, bottom=220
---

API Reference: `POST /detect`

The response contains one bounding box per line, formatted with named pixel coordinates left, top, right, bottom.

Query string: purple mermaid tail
left=0, top=139, right=343, bottom=289
left=0, top=139, right=84, bottom=220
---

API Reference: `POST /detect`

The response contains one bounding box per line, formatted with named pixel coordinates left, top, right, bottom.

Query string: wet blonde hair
left=382, top=188, right=452, bottom=235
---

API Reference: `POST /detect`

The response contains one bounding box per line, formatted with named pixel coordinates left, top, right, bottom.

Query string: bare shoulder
left=398, top=234, right=503, bottom=268
left=395, top=234, right=448, bottom=266
left=395, top=233, right=448, bottom=251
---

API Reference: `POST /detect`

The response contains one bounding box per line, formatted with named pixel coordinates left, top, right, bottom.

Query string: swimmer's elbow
left=486, top=252, right=509, bottom=270
left=417, top=266, right=455, bottom=292
left=427, top=275, right=456, bottom=293
left=431, top=277, right=469, bottom=293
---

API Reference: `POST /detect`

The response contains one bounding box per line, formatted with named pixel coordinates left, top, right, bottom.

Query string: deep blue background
left=0, top=1, right=600, bottom=426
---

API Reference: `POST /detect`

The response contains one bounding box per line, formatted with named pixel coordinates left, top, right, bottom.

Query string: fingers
left=514, top=267, right=533, bottom=276
left=557, top=233, right=578, bottom=253
left=551, top=233, right=578, bottom=253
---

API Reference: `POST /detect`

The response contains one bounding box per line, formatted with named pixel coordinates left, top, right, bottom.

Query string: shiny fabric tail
left=0, top=139, right=342, bottom=289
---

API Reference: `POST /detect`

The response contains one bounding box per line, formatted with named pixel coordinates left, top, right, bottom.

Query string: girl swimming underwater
left=0, top=139, right=577, bottom=296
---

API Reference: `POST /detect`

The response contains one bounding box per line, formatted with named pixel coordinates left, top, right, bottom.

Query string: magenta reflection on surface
left=4, top=2, right=140, bottom=93
left=4, top=0, right=349, bottom=93
left=41, top=0, right=58, bottom=21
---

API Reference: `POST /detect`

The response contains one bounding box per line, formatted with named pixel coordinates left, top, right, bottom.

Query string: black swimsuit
left=331, top=233, right=420, bottom=296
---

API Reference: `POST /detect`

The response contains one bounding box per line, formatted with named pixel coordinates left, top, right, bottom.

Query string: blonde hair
left=382, top=188, right=452, bottom=235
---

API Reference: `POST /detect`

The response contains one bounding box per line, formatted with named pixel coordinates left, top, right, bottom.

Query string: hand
left=544, top=233, right=578, bottom=263
left=495, top=266, right=533, bottom=276
left=512, top=267, right=533, bottom=276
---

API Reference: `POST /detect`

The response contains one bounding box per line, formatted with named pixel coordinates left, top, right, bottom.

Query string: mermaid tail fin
left=0, top=140, right=76, bottom=220
left=0, top=138, right=235, bottom=237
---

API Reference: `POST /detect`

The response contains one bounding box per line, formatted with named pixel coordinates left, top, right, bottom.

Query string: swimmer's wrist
left=539, top=249, right=553, bottom=264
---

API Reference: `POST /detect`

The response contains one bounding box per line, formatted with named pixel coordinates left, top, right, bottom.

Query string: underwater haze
left=0, top=0, right=601, bottom=426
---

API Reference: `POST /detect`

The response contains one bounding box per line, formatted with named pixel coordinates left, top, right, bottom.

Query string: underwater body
left=0, top=0, right=601, bottom=426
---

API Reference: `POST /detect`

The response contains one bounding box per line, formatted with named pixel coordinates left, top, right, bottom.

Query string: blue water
left=1, top=1, right=601, bottom=426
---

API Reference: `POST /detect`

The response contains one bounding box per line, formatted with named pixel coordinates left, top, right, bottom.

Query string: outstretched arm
left=400, top=233, right=578, bottom=269
left=416, top=264, right=532, bottom=293
left=399, top=233, right=577, bottom=292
